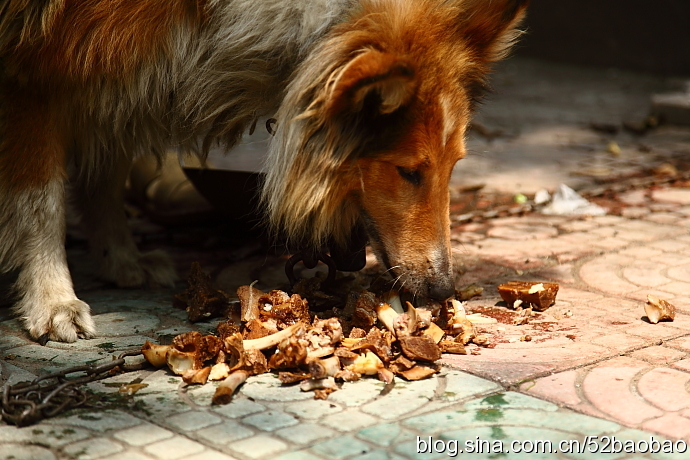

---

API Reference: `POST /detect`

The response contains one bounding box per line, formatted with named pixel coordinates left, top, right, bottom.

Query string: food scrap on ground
left=645, top=295, right=676, bottom=324
left=456, top=284, right=484, bottom=301
left=497, top=281, right=559, bottom=311
left=145, top=271, right=566, bottom=404
left=173, top=262, right=235, bottom=321
left=145, top=282, right=482, bottom=404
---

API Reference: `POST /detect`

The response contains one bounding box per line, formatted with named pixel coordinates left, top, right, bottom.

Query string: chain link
left=2, top=351, right=146, bottom=427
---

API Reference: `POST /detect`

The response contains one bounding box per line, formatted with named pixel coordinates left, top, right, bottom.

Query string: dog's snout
left=428, top=281, right=455, bottom=301
left=425, top=247, right=455, bottom=300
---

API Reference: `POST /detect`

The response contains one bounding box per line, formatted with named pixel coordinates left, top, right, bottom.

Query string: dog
left=0, top=0, right=527, bottom=343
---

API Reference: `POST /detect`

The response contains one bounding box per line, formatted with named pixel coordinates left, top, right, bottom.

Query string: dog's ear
left=458, top=0, right=529, bottom=63
left=325, top=50, right=416, bottom=117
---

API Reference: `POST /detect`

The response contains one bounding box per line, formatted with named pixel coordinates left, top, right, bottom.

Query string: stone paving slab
left=440, top=186, right=690, bottom=448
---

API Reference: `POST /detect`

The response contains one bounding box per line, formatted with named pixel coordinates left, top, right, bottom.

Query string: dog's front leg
left=0, top=88, right=96, bottom=343
left=73, top=152, right=177, bottom=289
left=8, top=181, right=96, bottom=343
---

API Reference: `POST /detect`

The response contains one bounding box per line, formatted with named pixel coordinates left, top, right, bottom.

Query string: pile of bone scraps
left=140, top=264, right=507, bottom=403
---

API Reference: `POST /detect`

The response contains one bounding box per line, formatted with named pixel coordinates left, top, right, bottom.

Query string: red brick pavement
left=444, top=186, right=690, bottom=441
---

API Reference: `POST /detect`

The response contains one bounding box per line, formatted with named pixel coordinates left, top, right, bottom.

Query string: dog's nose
left=428, top=282, right=455, bottom=301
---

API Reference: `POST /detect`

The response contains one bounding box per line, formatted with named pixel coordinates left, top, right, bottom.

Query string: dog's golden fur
left=0, top=0, right=527, bottom=342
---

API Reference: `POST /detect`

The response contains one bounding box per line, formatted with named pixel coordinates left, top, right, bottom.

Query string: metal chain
left=2, top=351, right=146, bottom=427
left=452, top=170, right=690, bottom=225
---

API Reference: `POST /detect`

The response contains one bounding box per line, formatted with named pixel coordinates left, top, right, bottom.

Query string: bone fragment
left=243, top=322, right=304, bottom=350
left=209, top=362, right=231, bottom=381
left=212, top=370, right=249, bottom=405
left=347, top=351, right=384, bottom=376
left=308, top=356, right=341, bottom=379
left=300, top=377, right=338, bottom=392
left=141, top=342, right=171, bottom=368
left=376, top=303, right=399, bottom=335
left=645, top=295, right=676, bottom=324
left=166, top=349, right=200, bottom=375
left=182, top=367, right=211, bottom=385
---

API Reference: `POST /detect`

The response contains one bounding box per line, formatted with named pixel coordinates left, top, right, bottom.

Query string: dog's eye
left=397, top=167, right=421, bottom=186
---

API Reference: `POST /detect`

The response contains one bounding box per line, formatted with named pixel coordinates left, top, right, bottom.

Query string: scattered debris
left=439, top=341, right=467, bottom=354
left=300, top=376, right=338, bottom=392
left=514, top=193, right=528, bottom=204
left=465, top=313, right=498, bottom=325
left=653, top=163, right=679, bottom=178
left=424, top=323, right=446, bottom=343
left=145, top=282, right=486, bottom=403
left=118, top=383, right=148, bottom=395
left=472, top=334, right=490, bottom=346
left=213, top=370, right=250, bottom=405
left=606, top=141, right=622, bottom=156
left=399, top=336, right=442, bottom=362
left=348, top=291, right=380, bottom=329
left=166, top=331, right=221, bottom=375
left=645, top=295, right=676, bottom=324
left=540, top=184, right=607, bottom=216
left=498, top=281, right=559, bottom=312
left=152, top=257, right=576, bottom=406
left=533, top=189, right=551, bottom=205
left=237, top=282, right=262, bottom=322
left=141, top=342, right=171, bottom=368
left=396, top=363, right=441, bottom=381
left=513, top=306, right=534, bottom=325
left=456, top=284, right=484, bottom=301
left=173, top=263, right=234, bottom=322
left=448, top=300, right=476, bottom=344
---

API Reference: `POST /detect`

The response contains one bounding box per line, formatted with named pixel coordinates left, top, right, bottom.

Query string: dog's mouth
left=347, top=212, right=454, bottom=303
left=358, top=214, right=420, bottom=298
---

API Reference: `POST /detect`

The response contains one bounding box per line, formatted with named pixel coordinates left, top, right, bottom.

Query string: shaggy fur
left=0, top=0, right=527, bottom=342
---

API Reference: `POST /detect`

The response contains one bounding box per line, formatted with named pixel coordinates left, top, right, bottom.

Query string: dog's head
left=264, top=0, right=528, bottom=300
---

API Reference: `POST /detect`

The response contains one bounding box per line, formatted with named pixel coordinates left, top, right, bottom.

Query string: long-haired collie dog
left=0, top=0, right=527, bottom=343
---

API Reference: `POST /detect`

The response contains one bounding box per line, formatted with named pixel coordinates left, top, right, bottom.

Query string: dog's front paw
left=23, top=299, right=97, bottom=344
left=106, top=249, right=177, bottom=288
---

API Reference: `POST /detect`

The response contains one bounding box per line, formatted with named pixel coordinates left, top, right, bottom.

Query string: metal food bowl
left=181, top=124, right=270, bottom=221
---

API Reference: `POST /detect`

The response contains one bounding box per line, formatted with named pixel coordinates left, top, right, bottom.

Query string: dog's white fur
left=0, top=178, right=96, bottom=341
